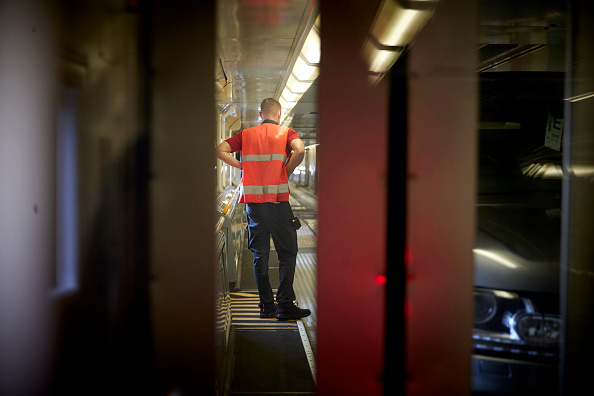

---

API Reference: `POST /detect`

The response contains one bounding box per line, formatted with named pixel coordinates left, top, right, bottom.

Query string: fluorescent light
left=277, top=15, right=320, bottom=118
left=279, top=96, right=297, bottom=110
left=301, top=27, right=321, bottom=64
left=281, top=86, right=302, bottom=102
left=293, top=55, right=319, bottom=81
left=364, top=0, right=438, bottom=78
left=373, top=1, right=427, bottom=47
left=286, top=74, right=312, bottom=94
left=368, top=45, right=402, bottom=73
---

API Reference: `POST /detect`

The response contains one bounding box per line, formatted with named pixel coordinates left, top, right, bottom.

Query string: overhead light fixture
left=279, top=96, right=298, bottom=110
left=367, top=47, right=404, bottom=74
left=281, top=89, right=301, bottom=103
left=364, top=0, right=440, bottom=82
left=279, top=15, right=321, bottom=123
left=285, top=74, right=312, bottom=94
left=292, top=55, right=319, bottom=81
left=374, top=3, right=427, bottom=47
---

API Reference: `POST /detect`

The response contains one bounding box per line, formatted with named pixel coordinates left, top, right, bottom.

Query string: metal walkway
left=230, top=290, right=298, bottom=331
left=228, top=187, right=318, bottom=395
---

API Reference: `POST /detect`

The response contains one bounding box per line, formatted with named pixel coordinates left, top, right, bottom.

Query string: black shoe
left=276, top=303, right=311, bottom=320
left=259, top=303, right=276, bottom=318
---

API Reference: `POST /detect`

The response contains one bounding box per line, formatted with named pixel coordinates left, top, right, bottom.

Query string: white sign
left=545, top=111, right=563, bottom=151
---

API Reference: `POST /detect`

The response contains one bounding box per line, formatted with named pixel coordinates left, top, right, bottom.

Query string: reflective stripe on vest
left=242, top=183, right=289, bottom=196
left=242, top=154, right=289, bottom=163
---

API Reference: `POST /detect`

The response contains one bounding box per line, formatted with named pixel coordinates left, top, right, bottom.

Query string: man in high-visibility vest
left=216, top=98, right=310, bottom=320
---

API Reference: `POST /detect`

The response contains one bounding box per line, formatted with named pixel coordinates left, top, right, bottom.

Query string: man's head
left=260, top=98, right=282, bottom=123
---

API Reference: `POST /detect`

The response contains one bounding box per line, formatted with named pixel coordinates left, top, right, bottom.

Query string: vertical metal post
left=150, top=1, right=216, bottom=392
left=561, top=1, right=594, bottom=394
left=405, top=0, right=477, bottom=394
left=317, top=1, right=388, bottom=394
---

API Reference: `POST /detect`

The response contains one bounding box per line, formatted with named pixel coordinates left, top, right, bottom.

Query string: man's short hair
left=260, top=98, right=281, bottom=115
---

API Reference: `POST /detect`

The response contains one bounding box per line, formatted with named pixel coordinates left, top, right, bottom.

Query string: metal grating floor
left=229, top=187, right=318, bottom=394
left=230, top=290, right=297, bottom=331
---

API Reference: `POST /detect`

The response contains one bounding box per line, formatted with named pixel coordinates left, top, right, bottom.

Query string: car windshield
left=477, top=72, right=564, bottom=288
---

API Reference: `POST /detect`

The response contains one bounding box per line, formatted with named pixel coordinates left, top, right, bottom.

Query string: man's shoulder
left=224, top=129, right=244, bottom=152
left=287, top=127, right=300, bottom=141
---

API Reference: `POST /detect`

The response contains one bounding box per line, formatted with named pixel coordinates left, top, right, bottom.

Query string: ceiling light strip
left=364, top=0, right=439, bottom=80
left=279, top=12, right=321, bottom=123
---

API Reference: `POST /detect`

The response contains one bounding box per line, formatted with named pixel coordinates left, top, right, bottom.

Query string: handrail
left=215, top=215, right=225, bottom=235
left=221, top=183, right=242, bottom=215
left=216, top=184, right=241, bottom=234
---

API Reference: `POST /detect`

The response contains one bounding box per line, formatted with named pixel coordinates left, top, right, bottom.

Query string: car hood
left=474, top=207, right=560, bottom=293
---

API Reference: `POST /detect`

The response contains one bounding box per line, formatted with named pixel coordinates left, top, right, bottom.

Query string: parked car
left=472, top=193, right=561, bottom=394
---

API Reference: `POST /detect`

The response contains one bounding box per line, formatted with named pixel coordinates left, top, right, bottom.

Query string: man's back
left=239, top=121, right=296, bottom=203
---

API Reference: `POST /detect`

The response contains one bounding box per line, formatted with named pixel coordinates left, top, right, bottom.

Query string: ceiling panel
left=217, top=0, right=316, bottom=129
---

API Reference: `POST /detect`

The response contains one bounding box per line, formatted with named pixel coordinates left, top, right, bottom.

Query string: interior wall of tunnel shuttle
left=50, top=2, right=154, bottom=394
left=149, top=0, right=217, bottom=392
left=0, top=1, right=57, bottom=393
left=2, top=0, right=158, bottom=393
left=405, top=0, right=477, bottom=394
left=317, top=1, right=388, bottom=395
left=0, top=0, right=216, bottom=393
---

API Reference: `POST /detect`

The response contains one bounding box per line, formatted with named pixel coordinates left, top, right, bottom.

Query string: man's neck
left=262, top=119, right=279, bottom=125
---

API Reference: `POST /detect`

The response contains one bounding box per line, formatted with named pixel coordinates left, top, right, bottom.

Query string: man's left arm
left=286, top=138, right=305, bottom=176
left=216, top=141, right=242, bottom=169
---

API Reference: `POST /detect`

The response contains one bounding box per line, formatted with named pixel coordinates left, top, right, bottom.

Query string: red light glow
left=375, top=274, right=387, bottom=285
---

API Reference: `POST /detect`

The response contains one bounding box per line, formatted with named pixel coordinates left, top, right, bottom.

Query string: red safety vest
left=239, top=123, right=291, bottom=203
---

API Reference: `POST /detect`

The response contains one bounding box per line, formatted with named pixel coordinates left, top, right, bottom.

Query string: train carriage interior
left=2, top=0, right=594, bottom=395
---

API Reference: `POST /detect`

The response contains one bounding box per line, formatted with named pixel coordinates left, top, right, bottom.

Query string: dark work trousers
left=246, top=201, right=298, bottom=307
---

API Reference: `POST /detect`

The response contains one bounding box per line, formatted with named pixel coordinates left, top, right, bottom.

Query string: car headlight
left=511, top=313, right=561, bottom=346
left=474, top=290, right=497, bottom=324
left=473, top=288, right=561, bottom=360
left=473, top=288, right=529, bottom=332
